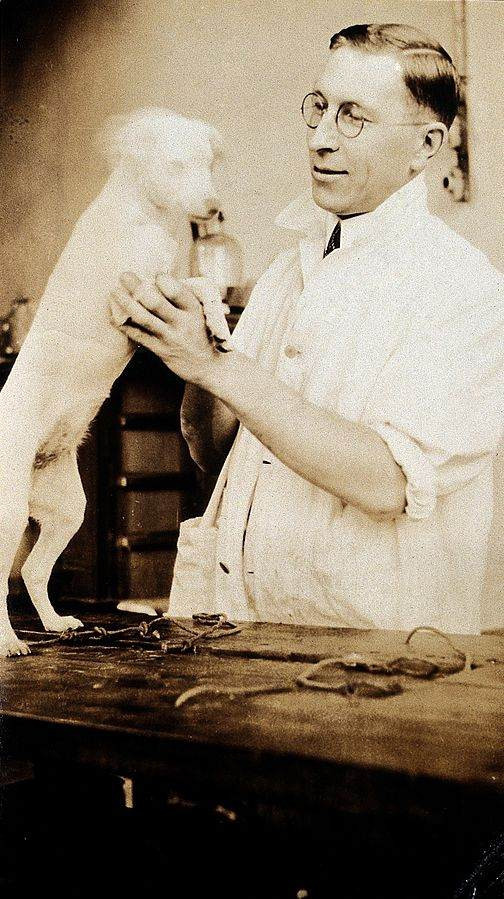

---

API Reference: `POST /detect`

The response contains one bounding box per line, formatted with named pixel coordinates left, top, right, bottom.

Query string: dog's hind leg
left=22, top=451, right=85, bottom=632
left=0, top=493, right=32, bottom=656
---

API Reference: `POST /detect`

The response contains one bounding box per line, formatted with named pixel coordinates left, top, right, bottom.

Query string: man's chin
left=311, top=178, right=355, bottom=215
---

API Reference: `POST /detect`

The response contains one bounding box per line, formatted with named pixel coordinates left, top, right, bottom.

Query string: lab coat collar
left=275, top=172, right=428, bottom=243
left=275, top=172, right=428, bottom=285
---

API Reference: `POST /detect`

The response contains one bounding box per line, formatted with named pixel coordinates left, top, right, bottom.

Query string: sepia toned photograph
left=0, top=1, right=503, bottom=897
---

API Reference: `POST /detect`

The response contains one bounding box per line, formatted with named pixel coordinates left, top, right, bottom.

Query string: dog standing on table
left=0, top=108, right=224, bottom=657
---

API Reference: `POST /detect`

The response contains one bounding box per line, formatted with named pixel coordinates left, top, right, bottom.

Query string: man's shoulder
left=416, top=213, right=501, bottom=285
left=392, top=212, right=503, bottom=308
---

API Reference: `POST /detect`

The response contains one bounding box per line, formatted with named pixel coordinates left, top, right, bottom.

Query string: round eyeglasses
left=302, top=93, right=367, bottom=138
left=301, top=92, right=430, bottom=139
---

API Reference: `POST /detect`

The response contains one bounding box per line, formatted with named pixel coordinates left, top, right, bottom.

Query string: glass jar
left=191, top=214, right=243, bottom=301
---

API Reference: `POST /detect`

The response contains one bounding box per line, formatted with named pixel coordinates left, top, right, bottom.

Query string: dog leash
left=174, top=626, right=467, bottom=708
left=18, top=613, right=243, bottom=654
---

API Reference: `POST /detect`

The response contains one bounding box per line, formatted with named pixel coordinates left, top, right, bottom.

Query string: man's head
left=306, top=23, right=460, bottom=215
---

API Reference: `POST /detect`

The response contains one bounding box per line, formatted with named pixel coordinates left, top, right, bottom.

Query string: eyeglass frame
left=301, top=92, right=432, bottom=139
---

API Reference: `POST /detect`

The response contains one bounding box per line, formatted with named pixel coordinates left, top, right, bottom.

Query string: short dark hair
left=329, top=23, right=461, bottom=128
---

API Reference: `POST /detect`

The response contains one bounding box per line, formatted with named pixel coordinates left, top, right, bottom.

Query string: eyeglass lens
left=301, top=94, right=364, bottom=138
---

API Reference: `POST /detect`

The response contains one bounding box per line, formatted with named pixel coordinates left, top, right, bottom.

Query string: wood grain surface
left=1, top=610, right=503, bottom=818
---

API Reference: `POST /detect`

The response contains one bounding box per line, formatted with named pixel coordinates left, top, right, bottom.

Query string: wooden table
left=2, top=609, right=504, bottom=898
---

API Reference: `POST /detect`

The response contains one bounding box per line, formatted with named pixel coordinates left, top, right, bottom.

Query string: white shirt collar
left=275, top=172, right=429, bottom=250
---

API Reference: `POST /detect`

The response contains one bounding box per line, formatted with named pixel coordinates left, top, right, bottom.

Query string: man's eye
left=339, top=105, right=366, bottom=124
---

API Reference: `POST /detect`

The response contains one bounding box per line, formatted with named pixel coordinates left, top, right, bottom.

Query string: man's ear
left=410, top=122, right=448, bottom=173
left=424, top=123, right=448, bottom=158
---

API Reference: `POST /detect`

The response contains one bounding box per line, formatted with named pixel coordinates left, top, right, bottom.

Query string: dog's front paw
left=43, top=614, right=83, bottom=633
left=0, top=630, right=31, bottom=657
left=183, top=277, right=232, bottom=351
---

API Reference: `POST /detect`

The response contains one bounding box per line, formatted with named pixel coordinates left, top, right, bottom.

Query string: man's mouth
left=312, top=166, right=348, bottom=180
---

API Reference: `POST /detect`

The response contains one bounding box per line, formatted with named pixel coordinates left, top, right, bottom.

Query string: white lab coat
left=171, top=174, right=504, bottom=634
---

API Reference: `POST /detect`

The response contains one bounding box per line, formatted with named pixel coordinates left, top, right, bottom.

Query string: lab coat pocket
left=168, top=516, right=218, bottom=617
left=167, top=451, right=232, bottom=618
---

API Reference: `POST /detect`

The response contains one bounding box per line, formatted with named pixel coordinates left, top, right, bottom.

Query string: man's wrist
left=198, top=349, right=247, bottom=404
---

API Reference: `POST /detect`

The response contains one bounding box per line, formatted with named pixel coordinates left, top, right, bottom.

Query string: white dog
left=0, top=108, right=223, bottom=657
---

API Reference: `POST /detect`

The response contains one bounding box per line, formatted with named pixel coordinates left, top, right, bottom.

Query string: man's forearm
left=180, top=382, right=238, bottom=472
left=201, top=351, right=406, bottom=518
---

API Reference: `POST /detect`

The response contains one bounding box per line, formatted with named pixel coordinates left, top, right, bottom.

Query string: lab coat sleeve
left=365, top=295, right=504, bottom=520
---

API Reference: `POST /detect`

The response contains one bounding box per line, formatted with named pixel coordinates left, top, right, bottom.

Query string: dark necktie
left=323, top=220, right=341, bottom=258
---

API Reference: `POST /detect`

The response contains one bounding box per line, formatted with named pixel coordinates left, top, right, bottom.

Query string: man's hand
left=109, top=272, right=406, bottom=517
left=109, top=273, right=225, bottom=386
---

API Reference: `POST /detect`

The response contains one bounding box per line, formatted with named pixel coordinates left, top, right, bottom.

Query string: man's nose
left=308, top=118, right=340, bottom=154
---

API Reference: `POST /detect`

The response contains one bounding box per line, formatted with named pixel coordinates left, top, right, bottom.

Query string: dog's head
left=102, top=108, right=223, bottom=219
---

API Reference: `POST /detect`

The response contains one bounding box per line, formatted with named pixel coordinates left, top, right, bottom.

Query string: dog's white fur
left=0, top=108, right=222, bottom=656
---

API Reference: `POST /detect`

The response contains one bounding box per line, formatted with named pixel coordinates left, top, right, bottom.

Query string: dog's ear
left=98, top=113, right=133, bottom=168
left=98, top=108, right=175, bottom=169
left=208, top=126, right=225, bottom=160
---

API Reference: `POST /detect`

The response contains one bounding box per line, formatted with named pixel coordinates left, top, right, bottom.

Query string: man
left=112, top=24, right=503, bottom=634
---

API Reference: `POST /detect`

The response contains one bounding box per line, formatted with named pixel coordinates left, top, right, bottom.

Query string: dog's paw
left=183, top=277, right=232, bottom=351
left=43, top=614, right=83, bottom=633
left=0, top=631, right=31, bottom=658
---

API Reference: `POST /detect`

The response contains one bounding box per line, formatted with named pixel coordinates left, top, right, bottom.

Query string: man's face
left=307, top=46, right=428, bottom=215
